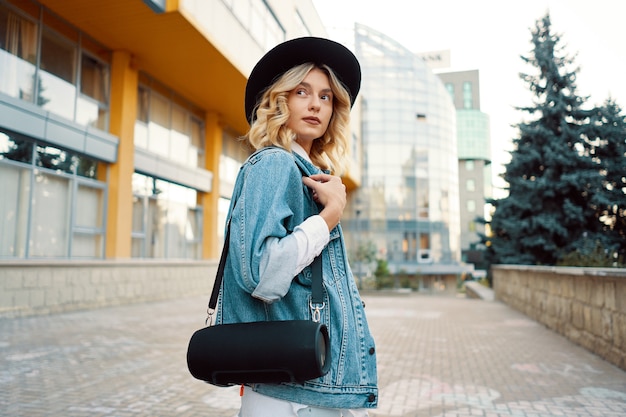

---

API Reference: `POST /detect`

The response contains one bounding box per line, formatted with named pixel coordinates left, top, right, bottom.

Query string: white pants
left=237, top=387, right=368, bottom=417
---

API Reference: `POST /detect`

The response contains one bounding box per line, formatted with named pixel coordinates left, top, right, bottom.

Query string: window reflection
left=148, top=92, right=170, bottom=157
left=75, top=185, right=103, bottom=228
left=131, top=172, right=202, bottom=259
left=30, top=172, right=70, bottom=257
left=0, top=132, right=33, bottom=163
left=39, top=29, right=77, bottom=120
left=0, top=5, right=38, bottom=101
left=0, top=2, right=110, bottom=129
left=41, top=30, right=76, bottom=83
left=0, top=130, right=105, bottom=259
left=171, top=105, right=190, bottom=164
left=72, top=234, right=102, bottom=258
left=76, top=96, right=107, bottom=129
left=36, top=145, right=75, bottom=174
left=354, top=23, right=461, bottom=266
left=80, top=54, right=108, bottom=102
left=134, top=80, right=205, bottom=169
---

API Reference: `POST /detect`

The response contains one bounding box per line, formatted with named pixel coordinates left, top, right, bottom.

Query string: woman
left=217, top=37, right=378, bottom=417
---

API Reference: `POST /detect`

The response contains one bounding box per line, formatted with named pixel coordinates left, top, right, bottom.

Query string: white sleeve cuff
left=293, top=215, right=330, bottom=274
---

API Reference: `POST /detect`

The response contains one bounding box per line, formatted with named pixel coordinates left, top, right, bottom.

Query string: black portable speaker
left=187, top=320, right=330, bottom=386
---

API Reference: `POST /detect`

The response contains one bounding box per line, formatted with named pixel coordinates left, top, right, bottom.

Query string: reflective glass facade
left=350, top=24, right=461, bottom=274
left=135, top=74, right=206, bottom=170
left=0, top=1, right=111, bottom=130
left=0, top=129, right=106, bottom=259
left=131, top=173, right=202, bottom=259
left=457, top=110, right=490, bottom=161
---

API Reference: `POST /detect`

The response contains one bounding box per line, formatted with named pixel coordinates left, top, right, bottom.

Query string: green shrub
left=558, top=241, right=625, bottom=267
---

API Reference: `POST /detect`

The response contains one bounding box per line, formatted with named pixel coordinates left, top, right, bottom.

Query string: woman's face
left=286, top=68, right=333, bottom=148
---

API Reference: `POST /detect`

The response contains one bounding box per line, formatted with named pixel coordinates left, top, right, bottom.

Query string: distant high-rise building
left=438, top=70, right=492, bottom=269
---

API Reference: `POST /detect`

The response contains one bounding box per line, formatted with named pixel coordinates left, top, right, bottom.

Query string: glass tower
left=348, top=23, right=463, bottom=275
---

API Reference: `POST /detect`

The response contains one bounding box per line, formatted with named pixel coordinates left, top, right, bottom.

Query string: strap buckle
left=309, top=301, right=325, bottom=323
left=205, top=307, right=215, bottom=326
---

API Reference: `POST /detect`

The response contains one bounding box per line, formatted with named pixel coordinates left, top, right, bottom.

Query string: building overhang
left=37, top=0, right=250, bottom=134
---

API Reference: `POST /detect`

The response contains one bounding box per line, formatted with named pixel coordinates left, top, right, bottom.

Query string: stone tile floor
left=2, top=293, right=625, bottom=416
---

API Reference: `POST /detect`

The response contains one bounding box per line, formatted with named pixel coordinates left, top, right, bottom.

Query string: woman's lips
left=303, top=117, right=321, bottom=124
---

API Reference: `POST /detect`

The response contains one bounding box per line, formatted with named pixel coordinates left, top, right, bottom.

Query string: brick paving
left=1, top=293, right=625, bottom=417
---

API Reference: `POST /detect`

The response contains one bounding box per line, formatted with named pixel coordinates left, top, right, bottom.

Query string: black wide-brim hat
left=245, top=37, right=361, bottom=124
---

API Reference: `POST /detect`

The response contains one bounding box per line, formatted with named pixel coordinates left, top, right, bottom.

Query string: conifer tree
left=485, top=13, right=598, bottom=265
left=583, top=99, right=626, bottom=259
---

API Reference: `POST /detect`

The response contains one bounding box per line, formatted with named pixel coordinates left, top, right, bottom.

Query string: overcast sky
left=312, top=0, right=626, bottom=192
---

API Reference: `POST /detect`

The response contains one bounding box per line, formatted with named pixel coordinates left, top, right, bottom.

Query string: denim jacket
left=216, top=147, right=378, bottom=409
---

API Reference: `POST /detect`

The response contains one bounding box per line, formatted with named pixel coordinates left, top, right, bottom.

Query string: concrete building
left=0, top=0, right=363, bottom=316
left=437, top=69, right=492, bottom=271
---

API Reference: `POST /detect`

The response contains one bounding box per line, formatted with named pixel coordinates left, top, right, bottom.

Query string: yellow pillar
left=106, top=51, right=138, bottom=258
left=201, top=111, right=223, bottom=259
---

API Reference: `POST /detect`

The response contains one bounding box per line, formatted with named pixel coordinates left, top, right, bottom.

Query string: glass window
left=72, top=184, right=104, bottom=258
left=41, top=29, right=76, bottom=83
left=135, top=80, right=206, bottom=169
left=80, top=54, right=108, bottom=102
left=0, top=2, right=111, bottom=129
left=0, top=4, right=38, bottom=101
left=170, top=105, right=190, bottom=164
left=76, top=156, right=98, bottom=179
left=36, top=144, right=76, bottom=174
left=466, top=179, right=475, bottom=192
left=148, top=92, right=170, bottom=157
left=30, top=171, right=71, bottom=257
left=220, top=128, right=250, bottom=183
left=131, top=194, right=146, bottom=258
left=39, top=29, right=77, bottom=120
left=190, top=117, right=204, bottom=168
left=224, top=0, right=285, bottom=49
left=71, top=233, right=103, bottom=258
left=0, top=130, right=107, bottom=259
left=0, top=132, right=33, bottom=163
left=135, top=86, right=149, bottom=149
left=0, top=162, right=30, bottom=257
left=75, top=96, right=104, bottom=129
left=136, top=85, right=150, bottom=123
left=467, top=199, right=476, bottom=212
left=465, top=160, right=474, bottom=170
left=131, top=172, right=202, bottom=259
left=76, top=53, right=110, bottom=129
left=463, top=81, right=473, bottom=109
left=147, top=197, right=166, bottom=258
left=75, top=185, right=103, bottom=228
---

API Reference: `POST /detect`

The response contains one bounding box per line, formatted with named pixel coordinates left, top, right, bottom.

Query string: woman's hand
left=302, top=173, right=346, bottom=231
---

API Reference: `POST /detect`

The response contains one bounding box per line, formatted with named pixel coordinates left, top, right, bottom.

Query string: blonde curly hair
left=245, top=63, right=352, bottom=174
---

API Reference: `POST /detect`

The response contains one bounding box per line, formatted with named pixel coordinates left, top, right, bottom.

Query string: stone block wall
left=0, top=260, right=217, bottom=318
left=492, top=265, right=626, bottom=372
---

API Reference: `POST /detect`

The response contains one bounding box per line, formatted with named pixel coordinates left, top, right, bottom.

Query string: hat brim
left=245, top=37, right=361, bottom=124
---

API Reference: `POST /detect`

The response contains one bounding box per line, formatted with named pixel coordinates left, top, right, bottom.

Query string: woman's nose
left=309, top=96, right=321, bottom=111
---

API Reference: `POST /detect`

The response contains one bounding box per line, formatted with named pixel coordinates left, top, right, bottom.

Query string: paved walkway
left=1, top=293, right=625, bottom=417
